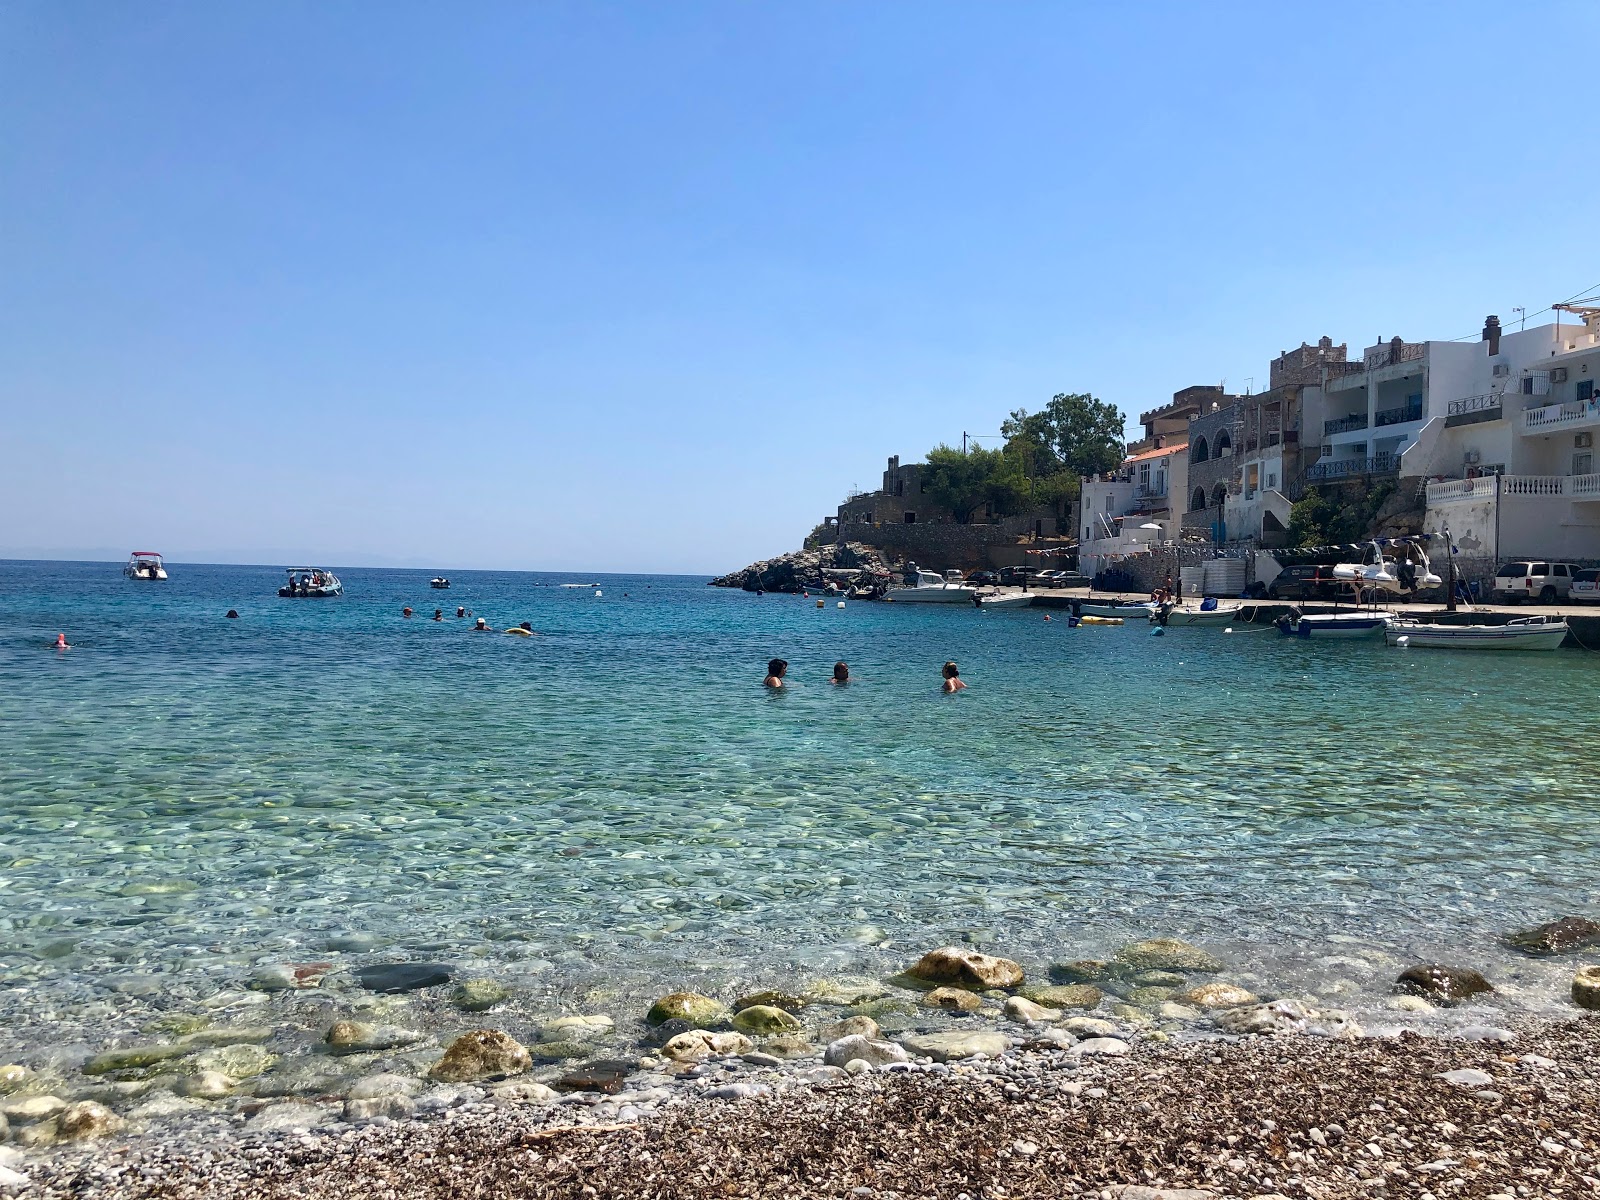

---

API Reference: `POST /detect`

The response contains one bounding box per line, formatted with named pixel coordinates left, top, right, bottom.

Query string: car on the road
left=998, top=565, right=1034, bottom=586
left=1491, top=561, right=1579, bottom=604
left=1265, top=564, right=1341, bottom=602
left=966, top=570, right=999, bottom=586
left=1570, top=568, right=1600, bottom=605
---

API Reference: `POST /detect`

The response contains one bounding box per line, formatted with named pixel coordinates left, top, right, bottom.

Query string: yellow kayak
left=1079, top=615, right=1123, bottom=626
left=504, top=628, right=532, bottom=636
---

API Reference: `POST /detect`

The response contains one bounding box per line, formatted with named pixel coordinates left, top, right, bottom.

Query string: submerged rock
left=347, top=1073, right=424, bottom=1101
left=0, top=1065, right=32, bottom=1094
left=733, top=990, right=807, bottom=1014
left=355, top=963, right=454, bottom=994
left=801, top=977, right=888, bottom=1007
left=906, top=947, right=1024, bottom=991
left=429, top=1031, right=531, bottom=1082
left=1178, top=982, right=1257, bottom=1010
left=1048, top=960, right=1112, bottom=984
left=756, top=1036, right=816, bottom=1060
left=898, top=1030, right=1008, bottom=1062
left=552, top=1060, right=636, bottom=1094
left=818, top=1015, right=880, bottom=1042
left=451, top=979, right=511, bottom=1012
left=1061, top=1017, right=1121, bottom=1039
left=323, top=1021, right=425, bottom=1056
left=730, top=1005, right=801, bottom=1035
left=180, top=1071, right=235, bottom=1100
left=1571, top=965, right=1600, bottom=1010
left=923, top=987, right=983, bottom=1013
left=249, top=963, right=332, bottom=991
left=1004, top=996, right=1061, bottom=1023
left=1214, top=999, right=1316, bottom=1036
left=55, top=1101, right=125, bottom=1142
left=83, top=1044, right=191, bottom=1075
left=192, top=1043, right=276, bottom=1080
left=1395, top=964, right=1493, bottom=1005
left=647, top=992, right=728, bottom=1029
left=247, top=1102, right=328, bottom=1133
left=1018, top=983, right=1102, bottom=1010
left=1509, top=916, right=1600, bottom=957
left=0, top=1096, right=66, bottom=1122
left=1113, top=938, right=1223, bottom=974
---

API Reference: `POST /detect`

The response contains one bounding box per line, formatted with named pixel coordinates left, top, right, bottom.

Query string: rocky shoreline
left=709, top=541, right=893, bottom=593
left=8, top=930, right=1600, bottom=1196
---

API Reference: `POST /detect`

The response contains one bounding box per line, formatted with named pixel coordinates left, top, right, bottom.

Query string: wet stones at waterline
left=1571, top=965, right=1600, bottom=1010
left=730, top=1005, right=802, bottom=1036
left=1508, top=916, right=1600, bottom=957
left=1395, top=964, right=1494, bottom=1005
left=898, top=1030, right=1009, bottom=1062
left=355, top=963, right=455, bottom=994
left=822, top=1035, right=908, bottom=1069
left=904, top=947, right=1024, bottom=991
left=646, top=992, right=729, bottom=1029
left=733, top=990, right=807, bottom=1015
left=661, top=1031, right=752, bottom=1062
left=429, top=1030, right=531, bottom=1082
left=323, top=1021, right=426, bottom=1056
left=1112, top=938, right=1224, bottom=974
left=451, top=979, right=512, bottom=1012
left=923, top=987, right=984, bottom=1013
left=1017, top=983, right=1103, bottom=1010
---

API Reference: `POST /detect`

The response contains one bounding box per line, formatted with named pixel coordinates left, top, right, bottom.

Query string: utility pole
left=1513, top=306, right=1526, bottom=332
left=962, top=431, right=968, bottom=454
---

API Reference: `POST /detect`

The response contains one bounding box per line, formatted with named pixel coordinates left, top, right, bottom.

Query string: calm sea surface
left=1, top=559, right=1596, bottom=1050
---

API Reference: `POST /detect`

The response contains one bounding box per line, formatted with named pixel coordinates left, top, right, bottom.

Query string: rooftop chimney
left=1483, top=314, right=1502, bottom=356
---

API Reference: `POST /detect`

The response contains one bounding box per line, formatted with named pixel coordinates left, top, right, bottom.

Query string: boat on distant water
left=974, top=590, right=1036, bottom=610
left=123, top=551, right=167, bottom=581
left=278, top=567, right=343, bottom=598
left=1152, top=599, right=1242, bottom=626
left=1276, top=607, right=1392, bottom=639
left=1386, top=615, right=1568, bottom=651
left=1077, top=599, right=1158, bottom=618
left=430, top=577, right=450, bottom=589
left=559, top=582, right=600, bottom=588
left=891, top=565, right=979, bottom=604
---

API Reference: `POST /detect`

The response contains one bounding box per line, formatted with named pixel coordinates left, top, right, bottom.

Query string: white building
left=1079, top=437, right=1188, bottom=578
left=1420, top=311, right=1600, bottom=561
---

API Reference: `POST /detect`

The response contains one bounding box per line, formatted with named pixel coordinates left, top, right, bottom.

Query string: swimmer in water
left=473, top=617, right=490, bottom=631
left=226, top=610, right=239, bottom=619
left=941, top=661, right=967, bottom=693
left=830, top=661, right=850, bottom=685
left=764, top=658, right=787, bottom=688
left=433, top=609, right=443, bottom=621
left=456, top=606, right=465, bottom=618
left=402, top=607, right=413, bottom=617
left=519, top=621, right=533, bottom=633
left=54, top=632, right=70, bottom=650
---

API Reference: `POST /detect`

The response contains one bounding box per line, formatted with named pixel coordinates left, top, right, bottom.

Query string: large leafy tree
left=922, top=444, right=1029, bottom=524
left=1001, top=392, right=1125, bottom=482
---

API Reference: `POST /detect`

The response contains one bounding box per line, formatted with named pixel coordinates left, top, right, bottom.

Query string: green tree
left=922, top=444, right=1030, bottom=524
left=1001, top=392, right=1125, bottom=482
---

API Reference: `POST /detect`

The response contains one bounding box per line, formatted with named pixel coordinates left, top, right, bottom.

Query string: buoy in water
left=1151, top=627, right=1165, bottom=637
left=836, top=601, right=845, bottom=609
left=1396, top=635, right=1410, bottom=647
left=594, top=590, right=602, bottom=598
left=816, top=599, right=824, bottom=608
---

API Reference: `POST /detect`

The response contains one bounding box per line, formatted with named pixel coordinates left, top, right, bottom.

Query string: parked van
left=1491, top=561, right=1579, bottom=604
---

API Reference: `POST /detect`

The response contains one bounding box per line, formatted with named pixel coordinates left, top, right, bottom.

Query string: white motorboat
left=1076, top=599, right=1159, bottom=618
left=1386, top=616, right=1568, bottom=651
left=892, top=566, right=979, bottom=604
left=123, top=551, right=167, bottom=581
left=1332, top=540, right=1441, bottom=598
left=430, top=577, right=450, bottom=589
left=1153, top=601, right=1244, bottom=626
left=974, top=591, right=1037, bottom=610
left=1276, top=607, right=1393, bottom=639
left=278, top=567, right=344, bottom=598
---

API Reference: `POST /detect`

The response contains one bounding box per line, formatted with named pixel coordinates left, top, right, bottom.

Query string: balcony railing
left=1428, top=473, right=1600, bottom=503
left=1362, top=342, right=1427, bottom=369
left=1324, top=413, right=1370, bottom=436
left=1447, top=394, right=1503, bottom=418
left=1375, top=400, right=1424, bottom=427
left=1304, top=453, right=1397, bottom=483
left=1524, top=399, right=1600, bottom=432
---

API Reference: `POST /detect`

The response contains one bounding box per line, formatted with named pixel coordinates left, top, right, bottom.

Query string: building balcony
left=1324, top=413, right=1370, bottom=436
left=1303, top=453, right=1397, bottom=484
left=1445, top=394, right=1504, bottom=428
left=1428, top=473, right=1600, bottom=504
left=1374, top=400, right=1424, bottom=428
left=1522, top=399, right=1600, bottom=435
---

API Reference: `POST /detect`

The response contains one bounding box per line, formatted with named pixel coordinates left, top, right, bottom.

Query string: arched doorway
left=1190, top=486, right=1207, bottom=512
left=1191, top=435, right=1209, bottom=464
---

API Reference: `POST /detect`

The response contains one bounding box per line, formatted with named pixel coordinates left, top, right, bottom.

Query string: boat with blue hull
left=1276, top=607, right=1393, bottom=639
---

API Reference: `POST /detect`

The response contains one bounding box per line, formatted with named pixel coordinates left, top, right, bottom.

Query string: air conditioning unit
left=1577, top=433, right=1594, bottom=449
left=1493, top=364, right=1510, bottom=377
left=1553, top=367, right=1569, bottom=383
left=1464, top=450, right=1481, bottom=464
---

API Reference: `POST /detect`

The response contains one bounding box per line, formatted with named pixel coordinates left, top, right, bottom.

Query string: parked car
left=1491, top=561, right=1579, bottom=604
left=998, top=566, right=1034, bottom=586
left=1570, top=567, right=1600, bottom=605
left=1033, top=570, right=1068, bottom=587
left=1052, top=572, right=1091, bottom=590
left=965, top=570, right=999, bottom=586
left=1266, top=564, right=1341, bottom=602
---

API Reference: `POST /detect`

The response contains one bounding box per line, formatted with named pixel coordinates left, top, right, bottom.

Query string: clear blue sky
left=3, top=2, right=1596, bottom=572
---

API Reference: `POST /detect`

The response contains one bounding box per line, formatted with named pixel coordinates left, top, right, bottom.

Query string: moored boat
left=1276, top=607, right=1392, bottom=639
left=123, top=551, right=167, bottom=581
left=1152, top=600, right=1243, bottom=626
left=1386, top=616, right=1568, bottom=651
left=278, top=567, right=343, bottom=598
left=891, top=565, right=979, bottom=604
left=1077, top=599, right=1158, bottom=618
left=974, top=590, right=1036, bottom=610
left=430, top=577, right=450, bottom=589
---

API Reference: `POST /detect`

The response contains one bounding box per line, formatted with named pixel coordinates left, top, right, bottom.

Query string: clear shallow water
left=1, top=559, right=1597, bottom=1052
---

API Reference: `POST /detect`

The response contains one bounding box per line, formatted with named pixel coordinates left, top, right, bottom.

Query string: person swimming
left=225, top=610, right=239, bottom=619
left=53, top=632, right=70, bottom=650
left=473, top=617, right=490, bottom=631
left=402, top=607, right=413, bottom=617
left=941, top=661, right=967, bottom=693
left=456, top=606, right=466, bottom=618
left=433, top=609, right=443, bottom=621
left=764, top=658, right=787, bottom=688
left=519, top=621, right=533, bottom=633
left=831, top=661, right=849, bottom=685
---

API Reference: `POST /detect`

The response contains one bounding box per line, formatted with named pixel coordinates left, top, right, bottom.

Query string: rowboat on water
left=1385, top=616, right=1568, bottom=651
left=1275, top=608, right=1392, bottom=639
left=1152, top=601, right=1243, bottom=627
left=1076, top=599, right=1158, bottom=619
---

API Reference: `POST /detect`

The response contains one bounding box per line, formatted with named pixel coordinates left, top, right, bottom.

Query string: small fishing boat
left=430, top=577, right=450, bottom=589
left=1152, top=600, right=1243, bottom=627
left=1275, top=607, right=1392, bottom=639
left=278, top=567, right=344, bottom=598
left=1076, top=599, right=1158, bottom=618
left=1386, top=616, right=1568, bottom=651
left=123, top=551, right=167, bottom=581
left=560, top=582, right=600, bottom=589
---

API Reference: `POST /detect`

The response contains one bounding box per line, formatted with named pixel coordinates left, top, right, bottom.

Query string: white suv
left=1491, top=561, right=1578, bottom=604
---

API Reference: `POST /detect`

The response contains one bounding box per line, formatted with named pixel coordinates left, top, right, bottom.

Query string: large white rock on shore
left=898, top=1031, right=1008, bottom=1062
left=905, top=947, right=1024, bottom=991
left=822, top=1035, right=908, bottom=1068
left=429, top=1030, right=532, bottom=1082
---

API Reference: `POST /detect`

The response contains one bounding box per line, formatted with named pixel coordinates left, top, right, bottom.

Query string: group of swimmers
left=763, top=658, right=967, bottom=693
left=399, top=605, right=536, bottom=635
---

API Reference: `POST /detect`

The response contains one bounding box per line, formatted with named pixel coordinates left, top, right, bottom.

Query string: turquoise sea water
left=1, top=560, right=1597, bottom=1051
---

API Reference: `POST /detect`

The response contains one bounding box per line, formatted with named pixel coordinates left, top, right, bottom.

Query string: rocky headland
left=709, top=541, right=893, bottom=593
